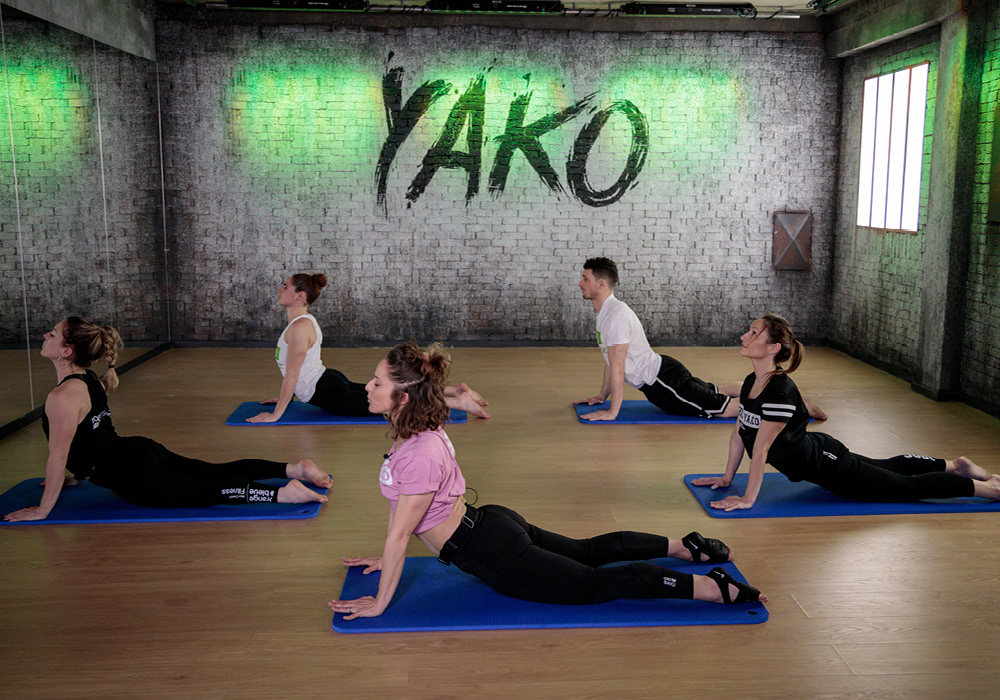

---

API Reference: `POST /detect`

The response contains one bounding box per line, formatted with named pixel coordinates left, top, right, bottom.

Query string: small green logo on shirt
left=596, top=331, right=602, bottom=344
left=275, top=347, right=280, bottom=362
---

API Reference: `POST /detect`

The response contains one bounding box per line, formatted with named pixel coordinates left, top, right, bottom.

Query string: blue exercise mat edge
left=226, top=401, right=467, bottom=426
left=332, top=556, right=767, bottom=633
left=684, top=472, right=1000, bottom=518
left=574, top=400, right=734, bottom=424
left=0, top=477, right=330, bottom=525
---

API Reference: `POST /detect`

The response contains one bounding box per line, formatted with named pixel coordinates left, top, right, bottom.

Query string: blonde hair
left=62, top=316, right=122, bottom=392
left=385, top=342, right=451, bottom=440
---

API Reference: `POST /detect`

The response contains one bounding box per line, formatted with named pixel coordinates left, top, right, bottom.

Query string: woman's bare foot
left=277, top=479, right=328, bottom=504
left=447, top=391, right=491, bottom=419
left=457, top=383, right=488, bottom=407
left=805, top=397, right=827, bottom=421
left=948, top=456, right=991, bottom=481
left=286, top=459, right=333, bottom=489
left=972, top=474, right=1000, bottom=500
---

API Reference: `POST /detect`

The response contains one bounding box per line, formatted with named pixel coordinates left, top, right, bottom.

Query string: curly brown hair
left=385, top=343, right=451, bottom=440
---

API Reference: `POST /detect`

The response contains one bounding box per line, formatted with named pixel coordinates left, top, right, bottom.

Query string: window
left=856, top=62, right=929, bottom=232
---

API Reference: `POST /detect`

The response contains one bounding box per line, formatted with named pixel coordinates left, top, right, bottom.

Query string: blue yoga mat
left=574, top=400, right=732, bottom=424
left=685, top=473, right=1000, bottom=518
left=0, top=478, right=329, bottom=525
left=332, top=557, right=766, bottom=633
left=226, top=401, right=467, bottom=426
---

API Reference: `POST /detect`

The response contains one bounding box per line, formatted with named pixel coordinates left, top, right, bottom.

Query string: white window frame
left=856, top=61, right=929, bottom=232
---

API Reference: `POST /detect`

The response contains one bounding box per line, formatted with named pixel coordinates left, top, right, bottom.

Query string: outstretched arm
left=709, top=420, right=786, bottom=512
left=330, top=492, right=434, bottom=619
left=248, top=321, right=310, bottom=423
left=579, top=344, right=628, bottom=421
left=4, top=384, right=86, bottom=521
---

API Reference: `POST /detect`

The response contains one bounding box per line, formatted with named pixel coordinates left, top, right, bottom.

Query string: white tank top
left=275, top=314, right=325, bottom=402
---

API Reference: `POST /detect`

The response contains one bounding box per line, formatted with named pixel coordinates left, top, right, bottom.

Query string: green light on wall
left=226, top=61, right=381, bottom=178
left=606, top=67, right=747, bottom=164
left=0, top=59, right=90, bottom=179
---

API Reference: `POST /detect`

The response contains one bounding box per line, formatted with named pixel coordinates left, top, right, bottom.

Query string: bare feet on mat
left=948, top=456, right=991, bottom=481
left=972, top=474, right=1000, bottom=500
left=450, top=391, right=491, bottom=419
left=287, top=459, right=333, bottom=489
left=805, top=397, right=828, bottom=421
left=277, top=479, right=328, bottom=504
left=457, top=383, right=488, bottom=407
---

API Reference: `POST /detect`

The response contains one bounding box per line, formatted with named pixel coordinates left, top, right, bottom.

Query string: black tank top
left=42, top=370, right=119, bottom=480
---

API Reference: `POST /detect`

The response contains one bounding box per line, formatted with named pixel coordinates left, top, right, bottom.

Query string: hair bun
left=312, top=274, right=328, bottom=289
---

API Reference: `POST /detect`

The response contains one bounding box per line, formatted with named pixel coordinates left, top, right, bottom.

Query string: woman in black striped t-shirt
left=692, top=314, right=1000, bottom=511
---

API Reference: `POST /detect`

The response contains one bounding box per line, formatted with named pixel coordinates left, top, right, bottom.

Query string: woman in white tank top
left=246, top=274, right=491, bottom=423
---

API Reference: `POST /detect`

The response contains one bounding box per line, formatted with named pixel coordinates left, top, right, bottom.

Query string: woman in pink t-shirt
left=329, top=343, right=767, bottom=620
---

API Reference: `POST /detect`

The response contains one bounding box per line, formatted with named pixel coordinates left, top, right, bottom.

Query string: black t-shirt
left=737, top=372, right=821, bottom=481
left=42, top=370, right=119, bottom=480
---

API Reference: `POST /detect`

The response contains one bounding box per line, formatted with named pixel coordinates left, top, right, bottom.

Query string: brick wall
left=963, top=2, right=1000, bottom=408
left=156, top=20, right=841, bottom=345
left=0, top=18, right=167, bottom=345
left=829, top=28, right=940, bottom=375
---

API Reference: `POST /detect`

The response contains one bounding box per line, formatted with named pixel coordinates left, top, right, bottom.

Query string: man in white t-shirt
left=574, top=257, right=740, bottom=421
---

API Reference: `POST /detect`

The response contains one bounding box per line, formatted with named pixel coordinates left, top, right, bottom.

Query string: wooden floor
left=1, top=346, right=998, bottom=700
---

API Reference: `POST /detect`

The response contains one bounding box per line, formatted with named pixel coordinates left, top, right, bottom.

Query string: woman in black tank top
left=3, top=317, right=332, bottom=522
left=692, top=314, right=1000, bottom=510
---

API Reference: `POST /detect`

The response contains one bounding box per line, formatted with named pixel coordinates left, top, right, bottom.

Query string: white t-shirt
left=275, top=314, right=326, bottom=401
left=595, top=295, right=662, bottom=388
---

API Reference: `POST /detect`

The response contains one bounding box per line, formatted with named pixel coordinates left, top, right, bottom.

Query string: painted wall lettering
left=376, top=65, right=650, bottom=214
left=567, top=101, right=649, bottom=207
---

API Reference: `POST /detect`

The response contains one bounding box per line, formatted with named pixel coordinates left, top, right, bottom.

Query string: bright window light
left=856, top=62, right=929, bottom=232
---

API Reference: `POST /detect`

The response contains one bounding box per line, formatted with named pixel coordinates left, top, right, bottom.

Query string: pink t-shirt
left=378, top=428, right=466, bottom=534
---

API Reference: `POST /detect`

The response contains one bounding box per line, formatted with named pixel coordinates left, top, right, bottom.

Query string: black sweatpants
left=801, top=433, right=974, bottom=502
left=639, top=354, right=730, bottom=418
left=447, top=505, right=694, bottom=605
left=307, top=368, right=376, bottom=417
left=89, top=436, right=287, bottom=507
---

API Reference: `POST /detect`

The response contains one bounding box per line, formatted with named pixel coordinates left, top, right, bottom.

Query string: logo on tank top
left=379, top=457, right=393, bottom=486
left=738, top=405, right=760, bottom=429
left=596, top=330, right=602, bottom=345
left=91, top=409, right=111, bottom=430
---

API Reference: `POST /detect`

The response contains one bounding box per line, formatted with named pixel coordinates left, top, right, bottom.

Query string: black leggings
left=89, top=436, right=287, bottom=507
left=307, top=368, right=376, bottom=417
left=802, top=434, right=974, bottom=502
left=447, top=505, right=694, bottom=605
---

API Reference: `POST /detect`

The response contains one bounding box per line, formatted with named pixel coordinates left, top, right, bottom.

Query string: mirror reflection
left=0, top=9, right=168, bottom=430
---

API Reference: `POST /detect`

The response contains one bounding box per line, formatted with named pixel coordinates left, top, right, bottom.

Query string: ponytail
left=760, top=313, right=803, bottom=376
left=384, top=342, right=451, bottom=439
left=62, top=316, right=122, bottom=392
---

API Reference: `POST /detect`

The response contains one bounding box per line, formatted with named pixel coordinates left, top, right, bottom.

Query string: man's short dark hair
left=584, top=257, right=618, bottom=288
